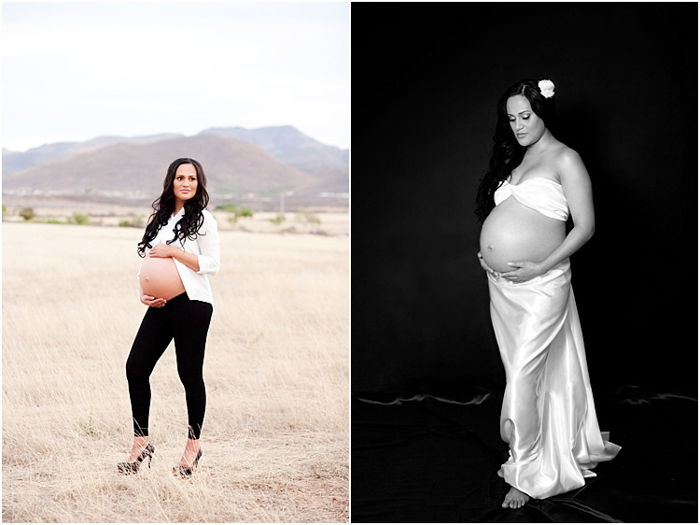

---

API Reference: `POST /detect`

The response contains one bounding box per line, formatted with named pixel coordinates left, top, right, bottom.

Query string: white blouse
left=138, top=208, right=220, bottom=305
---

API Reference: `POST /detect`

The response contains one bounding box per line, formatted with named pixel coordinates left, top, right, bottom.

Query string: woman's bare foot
left=502, top=486, right=529, bottom=509
left=179, top=438, right=201, bottom=467
left=127, top=435, right=151, bottom=462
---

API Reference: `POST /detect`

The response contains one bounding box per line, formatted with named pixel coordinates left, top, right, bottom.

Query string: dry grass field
left=2, top=221, right=348, bottom=522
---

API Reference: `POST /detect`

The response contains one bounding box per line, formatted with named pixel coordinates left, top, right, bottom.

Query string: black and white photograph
left=351, top=2, right=697, bottom=522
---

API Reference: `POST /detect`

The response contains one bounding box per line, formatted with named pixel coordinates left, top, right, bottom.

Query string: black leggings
left=125, top=292, right=213, bottom=440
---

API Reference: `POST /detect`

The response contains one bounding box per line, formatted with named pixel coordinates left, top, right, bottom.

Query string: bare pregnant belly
left=140, top=256, right=186, bottom=300
left=479, top=198, right=565, bottom=273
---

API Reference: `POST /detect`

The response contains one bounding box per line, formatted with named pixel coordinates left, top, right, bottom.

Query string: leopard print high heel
left=173, top=448, right=202, bottom=479
left=117, top=442, right=155, bottom=474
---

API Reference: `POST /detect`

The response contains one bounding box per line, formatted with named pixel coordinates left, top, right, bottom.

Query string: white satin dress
left=487, top=177, right=621, bottom=500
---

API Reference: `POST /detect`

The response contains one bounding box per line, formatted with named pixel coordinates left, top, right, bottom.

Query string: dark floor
left=351, top=386, right=698, bottom=522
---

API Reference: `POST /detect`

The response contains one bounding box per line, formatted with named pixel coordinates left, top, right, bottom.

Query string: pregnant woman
left=475, top=79, right=620, bottom=508
left=117, top=157, right=220, bottom=478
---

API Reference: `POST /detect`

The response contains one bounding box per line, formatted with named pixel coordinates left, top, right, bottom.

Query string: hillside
left=199, top=125, right=348, bottom=192
left=2, top=134, right=183, bottom=175
left=4, top=134, right=317, bottom=200
left=3, top=126, right=348, bottom=208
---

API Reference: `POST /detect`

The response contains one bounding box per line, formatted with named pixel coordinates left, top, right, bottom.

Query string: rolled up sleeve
left=196, top=211, right=221, bottom=275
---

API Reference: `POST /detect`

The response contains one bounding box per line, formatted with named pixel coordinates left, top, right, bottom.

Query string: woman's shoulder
left=552, top=146, right=590, bottom=183
left=536, top=142, right=583, bottom=181
left=200, top=208, right=220, bottom=225
left=545, top=138, right=577, bottom=158
left=551, top=144, right=584, bottom=169
left=199, top=208, right=220, bottom=233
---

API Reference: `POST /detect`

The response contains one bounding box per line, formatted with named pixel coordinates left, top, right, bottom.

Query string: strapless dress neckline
left=505, top=176, right=561, bottom=187
left=494, top=176, right=569, bottom=221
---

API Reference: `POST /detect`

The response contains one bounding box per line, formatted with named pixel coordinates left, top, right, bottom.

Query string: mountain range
left=3, top=126, right=348, bottom=208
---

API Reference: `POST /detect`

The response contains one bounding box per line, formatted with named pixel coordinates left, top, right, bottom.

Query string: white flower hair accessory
left=538, top=79, right=555, bottom=99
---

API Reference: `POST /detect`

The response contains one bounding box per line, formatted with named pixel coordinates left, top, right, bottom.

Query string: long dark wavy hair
left=474, top=79, right=557, bottom=222
left=137, top=158, right=210, bottom=257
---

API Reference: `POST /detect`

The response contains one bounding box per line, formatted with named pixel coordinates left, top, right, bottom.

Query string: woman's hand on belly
left=500, top=260, right=544, bottom=283
left=148, top=244, right=176, bottom=258
left=477, top=251, right=502, bottom=279
left=140, top=294, right=167, bottom=308
left=148, top=243, right=200, bottom=272
left=140, top=256, right=186, bottom=300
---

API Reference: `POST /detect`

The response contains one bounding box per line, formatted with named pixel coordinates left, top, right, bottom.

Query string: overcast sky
left=2, top=1, right=349, bottom=152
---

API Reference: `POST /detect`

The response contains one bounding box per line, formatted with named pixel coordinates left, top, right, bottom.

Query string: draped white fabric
left=494, top=177, right=570, bottom=221
left=487, top=259, right=621, bottom=499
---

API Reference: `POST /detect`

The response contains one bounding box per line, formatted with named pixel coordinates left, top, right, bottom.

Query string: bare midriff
left=140, top=256, right=186, bottom=300
left=480, top=196, right=565, bottom=273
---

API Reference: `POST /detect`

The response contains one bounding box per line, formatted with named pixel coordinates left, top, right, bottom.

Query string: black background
left=351, top=2, right=698, bottom=397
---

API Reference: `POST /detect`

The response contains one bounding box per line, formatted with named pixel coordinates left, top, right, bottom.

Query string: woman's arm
left=148, top=243, right=200, bottom=271
left=147, top=211, right=220, bottom=274
left=501, top=149, right=595, bottom=280
left=194, top=211, right=220, bottom=275
left=536, top=149, right=595, bottom=272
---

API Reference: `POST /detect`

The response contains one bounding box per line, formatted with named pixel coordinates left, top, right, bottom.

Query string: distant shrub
left=2, top=205, right=6, bottom=216
left=118, top=215, right=144, bottom=228
left=269, top=214, right=286, bottom=225
left=19, top=208, right=35, bottom=221
left=216, top=203, right=239, bottom=213
left=295, top=211, right=321, bottom=224
left=69, top=213, right=89, bottom=225
left=45, top=219, right=65, bottom=225
left=219, top=203, right=253, bottom=223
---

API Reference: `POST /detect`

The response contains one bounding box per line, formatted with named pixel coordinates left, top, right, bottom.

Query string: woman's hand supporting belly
left=479, top=198, right=566, bottom=274
left=500, top=260, right=545, bottom=282
left=478, top=251, right=501, bottom=278
left=140, top=249, right=186, bottom=301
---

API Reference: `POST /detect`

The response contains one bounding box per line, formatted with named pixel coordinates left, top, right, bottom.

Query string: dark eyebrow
left=506, top=110, right=531, bottom=117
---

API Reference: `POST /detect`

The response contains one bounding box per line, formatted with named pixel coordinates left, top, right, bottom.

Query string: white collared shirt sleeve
left=136, top=208, right=219, bottom=305
left=196, top=210, right=220, bottom=275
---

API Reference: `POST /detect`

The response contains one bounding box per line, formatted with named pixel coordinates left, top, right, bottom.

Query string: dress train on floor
left=487, top=259, right=621, bottom=499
